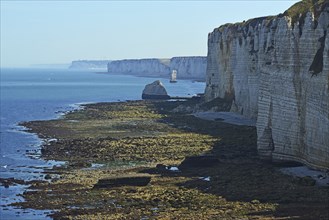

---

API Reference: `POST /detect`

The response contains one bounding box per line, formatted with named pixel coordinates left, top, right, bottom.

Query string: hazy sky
left=1, top=0, right=299, bottom=67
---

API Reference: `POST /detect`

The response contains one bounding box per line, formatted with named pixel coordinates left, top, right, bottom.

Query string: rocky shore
left=2, top=100, right=328, bottom=219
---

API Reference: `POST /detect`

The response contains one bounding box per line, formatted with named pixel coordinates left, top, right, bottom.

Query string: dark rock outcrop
left=179, top=155, right=219, bottom=168
left=142, top=80, right=170, bottom=100
left=93, top=175, right=151, bottom=188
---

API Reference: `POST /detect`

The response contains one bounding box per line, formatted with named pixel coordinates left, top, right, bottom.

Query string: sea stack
left=142, top=80, right=170, bottom=99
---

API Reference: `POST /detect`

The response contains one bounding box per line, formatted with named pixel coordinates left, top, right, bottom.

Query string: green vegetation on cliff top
left=214, top=0, right=328, bottom=32
left=284, top=0, right=327, bottom=16
left=284, top=0, right=328, bottom=23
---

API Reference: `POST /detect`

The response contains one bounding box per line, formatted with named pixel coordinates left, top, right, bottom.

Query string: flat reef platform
left=4, top=100, right=328, bottom=219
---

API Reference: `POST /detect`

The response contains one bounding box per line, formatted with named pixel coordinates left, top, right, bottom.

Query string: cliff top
left=213, top=0, right=328, bottom=33
left=283, top=0, right=328, bottom=23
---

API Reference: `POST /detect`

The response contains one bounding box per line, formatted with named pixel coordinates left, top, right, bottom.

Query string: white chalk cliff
left=204, top=0, right=329, bottom=169
left=69, top=57, right=206, bottom=79
left=108, top=59, right=170, bottom=76
left=107, top=57, right=207, bottom=80
left=170, top=57, right=207, bottom=79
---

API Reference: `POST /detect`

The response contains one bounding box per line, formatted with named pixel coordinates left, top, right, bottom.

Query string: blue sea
left=0, top=68, right=205, bottom=219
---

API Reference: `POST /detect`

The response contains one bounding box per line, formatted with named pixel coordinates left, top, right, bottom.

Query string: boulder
left=142, top=80, right=170, bottom=99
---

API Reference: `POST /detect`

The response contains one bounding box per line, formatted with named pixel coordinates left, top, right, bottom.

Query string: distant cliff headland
left=70, top=56, right=207, bottom=80
left=69, top=60, right=111, bottom=70
left=204, top=0, right=329, bottom=169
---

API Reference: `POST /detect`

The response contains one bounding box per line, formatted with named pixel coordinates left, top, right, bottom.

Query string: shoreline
left=1, top=68, right=206, bottom=219
left=0, top=101, right=80, bottom=220
left=2, top=99, right=329, bottom=219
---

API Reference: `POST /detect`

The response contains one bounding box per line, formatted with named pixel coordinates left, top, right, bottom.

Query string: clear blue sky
left=1, top=0, right=299, bottom=67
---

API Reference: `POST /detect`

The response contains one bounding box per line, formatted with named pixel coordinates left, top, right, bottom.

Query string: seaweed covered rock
left=179, top=155, right=219, bottom=168
left=93, top=174, right=152, bottom=188
left=142, top=80, right=170, bottom=99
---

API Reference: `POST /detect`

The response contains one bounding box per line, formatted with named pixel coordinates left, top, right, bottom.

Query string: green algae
left=14, top=100, right=329, bottom=219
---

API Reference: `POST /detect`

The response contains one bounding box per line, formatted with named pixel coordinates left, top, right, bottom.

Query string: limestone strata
left=205, top=1, right=329, bottom=169
left=107, top=57, right=207, bottom=80
left=170, top=56, right=207, bottom=79
left=108, top=58, right=170, bottom=76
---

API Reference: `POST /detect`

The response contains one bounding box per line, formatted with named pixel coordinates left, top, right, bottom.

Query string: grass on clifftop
left=284, top=0, right=328, bottom=24
left=213, top=0, right=328, bottom=34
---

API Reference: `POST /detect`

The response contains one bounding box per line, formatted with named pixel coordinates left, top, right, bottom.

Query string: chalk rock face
left=108, top=59, right=170, bottom=76
left=107, top=57, right=207, bottom=80
left=204, top=1, right=329, bottom=169
left=142, top=80, right=170, bottom=99
left=170, top=56, right=207, bottom=79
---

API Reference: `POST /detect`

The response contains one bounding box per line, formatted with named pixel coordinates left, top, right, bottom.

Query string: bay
left=0, top=68, right=205, bottom=219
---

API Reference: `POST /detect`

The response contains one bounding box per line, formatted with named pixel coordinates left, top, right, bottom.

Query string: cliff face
left=170, top=57, right=207, bottom=79
left=107, top=57, right=207, bottom=80
left=70, top=57, right=207, bottom=79
left=205, top=0, right=329, bottom=169
left=107, top=59, right=170, bottom=76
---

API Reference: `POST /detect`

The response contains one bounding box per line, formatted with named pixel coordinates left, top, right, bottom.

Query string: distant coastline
left=96, top=71, right=206, bottom=82
left=70, top=56, right=207, bottom=81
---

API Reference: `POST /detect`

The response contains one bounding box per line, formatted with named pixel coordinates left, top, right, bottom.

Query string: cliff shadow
left=144, top=100, right=329, bottom=220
